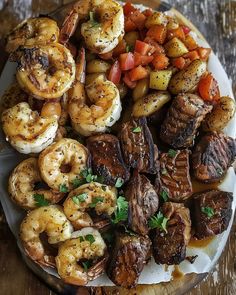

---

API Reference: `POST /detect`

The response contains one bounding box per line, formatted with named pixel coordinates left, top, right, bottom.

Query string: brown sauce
left=189, top=236, right=215, bottom=248
left=172, top=265, right=184, bottom=280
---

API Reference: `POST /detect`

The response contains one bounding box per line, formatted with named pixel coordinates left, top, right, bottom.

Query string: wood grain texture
left=0, top=0, right=235, bottom=294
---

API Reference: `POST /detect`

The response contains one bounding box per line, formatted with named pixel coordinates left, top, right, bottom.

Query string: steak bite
left=107, top=232, right=151, bottom=288
left=192, top=190, right=233, bottom=239
left=86, top=134, right=130, bottom=186
left=192, top=132, right=236, bottom=183
left=155, top=149, right=192, bottom=202
left=125, top=172, right=159, bottom=235
left=160, top=94, right=212, bottom=148
left=151, top=202, right=191, bottom=265
left=119, top=117, right=157, bottom=174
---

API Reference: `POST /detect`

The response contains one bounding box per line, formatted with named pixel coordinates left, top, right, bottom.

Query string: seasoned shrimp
left=59, top=0, right=124, bottom=54
left=56, top=227, right=107, bottom=285
left=5, top=17, right=59, bottom=53
left=1, top=102, right=58, bottom=154
left=63, top=182, right=117, bottom=229
left=20, top=205, right=73, bottom=267
left=11, top=43, right=75, bottom=99
left=9, top=158, right=64, bottom=210
left=38, top=138, right=90, bottom=192
left=68, top=48, right=122, bottom=136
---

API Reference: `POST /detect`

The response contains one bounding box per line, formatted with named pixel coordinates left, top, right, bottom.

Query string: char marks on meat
left=87, top=134, right=130, bottom=186
left=192, top=132, right=236, bottom=183
left=160, top=94, right=212, bottom=148
left=107, top=233, right=151, bottom=288
left=151, top=202, right=191, bottom=265
left=155, top=149, right=192, bottom=202
left=192, top=190, right=233, bottom=239
left=125, top=172, right=159, bottom=235
left=119, top=117, right=157, bottom=174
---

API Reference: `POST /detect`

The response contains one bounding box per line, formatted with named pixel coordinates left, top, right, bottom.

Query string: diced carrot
left=152, top=53, right=169, bottom=70
left=198, top=73, right=220, bottom=102
left=197, top=47, right=211, bottom=61
left=108, top=60, right=121, bottom=84
left=99, top=51, right=113, bottom=60
left=146, top=25, right=167, bottom=44
left=184, top=34, right=198, bottom=50
left=171, top=57, right=186, bottom=69
left=134, top=52, right=153, bottom=66
left=181, top=25, right=191, bottom=35
left=143, top=37, right=165, bottom=54
left=130, top=10, right=146, bottom=30
left=123, top=72, right=137, bottom=88
left=119, top=52, right=135, bottom=71
left=183, top=50, right=200, bottom=61
left=167, top=27, right=185, bottom=41
left=143, top=8, right=153, bottom=17
left=129, top=65, right=149, bottom=81
left=125, top=17, right=137, bottom=32
left=123, top=2, right=136, bottom=16
left=113, top=39, right=127, bottom=57
left=135, top=40, right=152, bottom=55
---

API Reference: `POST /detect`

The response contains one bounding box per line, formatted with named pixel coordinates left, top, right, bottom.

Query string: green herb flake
left=111, top=196, right=128, bottom=224
left=82, top=261, right=92, bottom=272
left=89, top=11, right=100, bottom=27
left=72, top=177, right=86, bottom=188
left=72, top=193, right=88, bottom=205
left=148, top=212, right=169, bottom=233
left=132, top=126, right=142, bottom=133
left=115, top=177, right=124, bottom=188
left=201, top=206, right=215, bottom=218
left=123, top=225, right=137, bottom=236
left=33, top=194, right=49, bottom=207
left=168, top=149, right=177, bottom=158
left=85, top=234, right=95, bottom=244
left=79, top=236, right=85, bottom=242
left=59, top=184, right=68, bottom=193
left=101, top=185, right=107, bottom=191
left=160, top=189, right=168, bottom=202
left=89, top=196, right=104, bottom=208
left=80, top=168, right=103, bottom=184
left=216, top=168, right=223, bottom=176
left=161, top=168, right=168, bottom=175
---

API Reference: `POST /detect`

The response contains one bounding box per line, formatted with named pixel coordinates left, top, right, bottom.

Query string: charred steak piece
left=160, top=94, right=212, bottom=148
left=125, top=172, right=159, bottom=235
left=151, top=202, right=191, bottom=265
left=87, top=134, right=130, bottom=186
left=192, top=132, right=236, bottom=183
left=155, top=149, right=192, bottom=202
left=192, top=190, right=233, bottom=239
left=119, top=117, right=157, bottom=174
left=107, top=232, right=151, bottom=288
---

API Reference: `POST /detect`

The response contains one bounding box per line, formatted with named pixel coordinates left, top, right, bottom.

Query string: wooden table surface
left=0, top=0, right=236, bottom=294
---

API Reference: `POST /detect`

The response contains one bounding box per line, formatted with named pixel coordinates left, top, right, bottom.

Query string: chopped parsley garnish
left=79, top=168, right=104, bottom=184
left=126, top=45, right=133, bottom=52
left=161, top=168, right=168, bottom=175
left=168, top=149, right=177, bottom=158
left=201, top=206, right=215, bottom=218
left=72, top=193, right=88, bottom=205
left=148, top=212, right=169, bottom=233
left=89, top=196, right=104, bottom=208
left=59, top=184, right=69, bottom=193
left=33, top=194, right=49, bottom=207
left=82, top=261, right=92, bottom=271
left=79, top=234, right=95, bottom=245
left=89, top=11, right=100, bottom=27
left=72, top=177, right=86, bottom=189
left=132, top=126, right=142, bottom=133
left=111, top=196, right=128, bottom=224
left=110, top=117, right=114, bottom=122
left=160, top=189, right=168, bottom=202
left=101, top=185, right=107, bottom=191
left=115, top=177, right=124, bottom=188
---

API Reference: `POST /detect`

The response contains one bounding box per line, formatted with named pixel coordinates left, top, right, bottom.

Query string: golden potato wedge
left=168, top=59, right=207, bottom=94
left=132, top=78, right=149, bottom=101
left=85, top=73, right=106, bottom=85
left=87, top=59, right=110, bottom=74
left=145, top=12, right=168, bottom=28
left=132, top=91, right=171, bottom=117
left=164, top=37, right=188, bottom=57
left=150, top=70, right=172, bottom=91
left=202, top=96, right=236, bottom=132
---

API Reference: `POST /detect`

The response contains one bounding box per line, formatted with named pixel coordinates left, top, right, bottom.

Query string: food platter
left=0, top=0, right=236, bottom=294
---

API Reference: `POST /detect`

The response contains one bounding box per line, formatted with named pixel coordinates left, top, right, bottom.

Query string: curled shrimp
left=11, top=43, right=75, bottom=99
left=5, top=17, right=60, bottom=53
left=38, top=138, right=90, bottom=192
left=20, top=205, right=73, bottom=267
left=59, top=0, right=124, bottom=54
left=8, top=158, right=64, bottom=210
left=63, top=182, right=117, bottom=229
left=56, top=227, right=107, bottom=285
left=68, top=48, right=122, bottom=136
left=1, top=102, right=58, bottom=154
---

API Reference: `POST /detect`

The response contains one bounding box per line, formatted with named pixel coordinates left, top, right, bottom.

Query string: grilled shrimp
left=20, top=205, right=73, bottom=267
left=8, top=158, right=64, bottom=210
left=11, top=43, right=75, bottom=99
left=59, top=0, right=124, bottom=54
left=5, top=17, right=59, bottom=53
left=56, top=227, right=107, bottom=285
left=68, top=48, right=121, bottom=136
left=38, top=138, right=90, bottom=192
left=1, top=102, right=58, bottom=154
left=63, top=182, right=117, bottom=229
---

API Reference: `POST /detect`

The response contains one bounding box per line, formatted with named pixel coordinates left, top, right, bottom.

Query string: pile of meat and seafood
left=0, top=0, right=236, bottom=288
